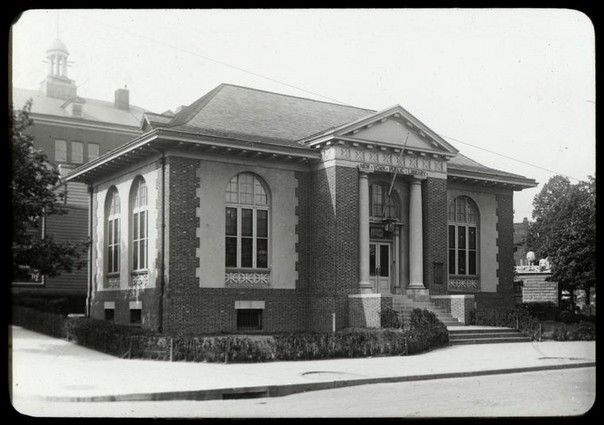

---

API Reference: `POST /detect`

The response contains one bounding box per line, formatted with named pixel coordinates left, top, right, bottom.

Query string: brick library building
left=65, top=83, right=537, bottom=334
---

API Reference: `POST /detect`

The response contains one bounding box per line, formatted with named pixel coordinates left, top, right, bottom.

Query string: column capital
left=410, top=176, right=427, bottom=183
left=358, top=167, right=372, bottom=176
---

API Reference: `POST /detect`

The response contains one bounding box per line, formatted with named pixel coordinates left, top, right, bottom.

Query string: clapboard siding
left=44, top=207, right=89, bottom=293
left=65, top=181, right=89, bottom=207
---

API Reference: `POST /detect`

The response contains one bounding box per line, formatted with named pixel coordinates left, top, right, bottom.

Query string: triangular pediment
left=308, top=105, right=458, bottom=157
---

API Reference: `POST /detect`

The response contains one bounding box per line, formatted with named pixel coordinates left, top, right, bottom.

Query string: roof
left=47, top=38, right=68, bottom=54
left=12, top=87, right=147, bottom=128
left=65, top=83, right=537, bottom=189
left=157, top=83, right=375, bottom=146
left=448, top=152, right=528, bottom=180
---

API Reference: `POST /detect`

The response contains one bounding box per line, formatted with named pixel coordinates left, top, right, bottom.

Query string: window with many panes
left=71, top=141, right=84, bottom=164
left=131, top=177, right=148, bottom=271
left=448, top=196, right=478, bottom=276
left=369, top=183, right=398, bottom=218
left=88, top=143, right=100, bottom=161
left=55, top=139, right=67, bottom=163
left=225, top=173, right=269, bottom=269
left=106, top=187, right=121, bottom=274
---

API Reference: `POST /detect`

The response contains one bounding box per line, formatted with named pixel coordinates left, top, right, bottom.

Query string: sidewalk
left=9, top=325, right=595, bottom=403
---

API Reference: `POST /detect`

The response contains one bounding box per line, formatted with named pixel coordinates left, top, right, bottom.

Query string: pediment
left=331, top=106, right=458, bottom=157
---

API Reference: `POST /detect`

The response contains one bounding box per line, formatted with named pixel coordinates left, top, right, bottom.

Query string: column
left=408, top=178, right=425, bottom=288
left=61, top=57, right=68, bottom=77
left=358, top=171, right=371, bottom=292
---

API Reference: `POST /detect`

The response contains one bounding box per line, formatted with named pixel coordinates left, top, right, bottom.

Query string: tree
left=11, top=99, right=88, bottom=281
left=527, top=175, right=596, bottom=308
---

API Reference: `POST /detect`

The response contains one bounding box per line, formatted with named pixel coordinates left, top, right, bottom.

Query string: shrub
left=11, top=306, right=68, bottom=338
left=558, top=310, right=581, bottom=324
left=380, top=307, right=403, bottom=329
left=521, top=302, right=560, bottom=321
left=43, top=309, right=450, bottom=363
left=66, top=316, right=157, bottom=358
left=406, top=309, right=449, bottom=354
left=12, top=295, right=85, bottom=315
left=470, top=306, right=540, bottom=340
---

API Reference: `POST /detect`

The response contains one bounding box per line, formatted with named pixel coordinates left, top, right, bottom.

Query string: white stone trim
left=129, top=301, right=142, bottom=310
left=234, top=300, right=265, bottom=309
left=431, top=295, right=475, bottom=299
left=103, top=301, right=115, bottom=309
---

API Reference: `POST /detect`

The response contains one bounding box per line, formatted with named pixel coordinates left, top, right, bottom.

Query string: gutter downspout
left=86, top=184, right=93, bottom=317
left=157, top=153, right=166, bottom=333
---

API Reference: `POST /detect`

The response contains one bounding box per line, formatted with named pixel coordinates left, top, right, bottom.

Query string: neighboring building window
left=106, top=187, right=121, bottom=274
left=71, top=103, right=83, bottom=117
left=225, top=173, right=269, bottom=269
left=72, top=141, right=84, bottom=164
left=88, top=143, right=100, bottom=161
left=55, top=139, right=67, bottom=162
left=369, top=183, right=398, bottom=218
left=236, top=309, right=263, bottom=331
left=448, top=196, right=478, bottom=275
left=130, top=177, right=148, bottom=271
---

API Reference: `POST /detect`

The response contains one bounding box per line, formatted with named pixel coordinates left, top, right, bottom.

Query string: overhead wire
left=63, top=10, right=351, bottom=106
left=64, top=10, right=587, bottom=183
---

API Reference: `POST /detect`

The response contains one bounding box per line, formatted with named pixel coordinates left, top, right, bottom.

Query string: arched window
left=106, top=187, right=120, bottom=274
left=225, top=173, right=269, bottom=269
left=130, top=177, right=148, bottom=271
left=369, top=183, right=398, bottom=219
left=448, top=196, right=478, bottom=276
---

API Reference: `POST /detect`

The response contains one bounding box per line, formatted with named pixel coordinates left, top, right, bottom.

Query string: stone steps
left=447, top=327, right=532, bottom=345
left=392, top=294, right=462, bottom=327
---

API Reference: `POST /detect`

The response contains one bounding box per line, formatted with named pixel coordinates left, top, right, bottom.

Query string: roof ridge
left=167, top=84, right=226, bottom=127
left=219, top=83, right=376, bottom=112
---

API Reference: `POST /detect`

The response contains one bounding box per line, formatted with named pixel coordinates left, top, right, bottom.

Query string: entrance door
left=369, top=242, right=391, bottom=294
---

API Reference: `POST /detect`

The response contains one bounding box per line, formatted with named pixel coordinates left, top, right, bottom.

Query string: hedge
left=11, top=307, right=449, bottom=363
left=470, top=305, right=596, bottom=341
left=11, top=306, right=68, bottom=339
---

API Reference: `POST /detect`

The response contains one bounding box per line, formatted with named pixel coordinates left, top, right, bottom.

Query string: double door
left=369, top=242, right=392, bottom=294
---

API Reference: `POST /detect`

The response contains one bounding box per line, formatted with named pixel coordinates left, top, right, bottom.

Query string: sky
left=10, top=9, right=595, bottom=222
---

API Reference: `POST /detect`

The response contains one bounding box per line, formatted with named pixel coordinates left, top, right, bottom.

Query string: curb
left=30, top=361, right=596, bottom=403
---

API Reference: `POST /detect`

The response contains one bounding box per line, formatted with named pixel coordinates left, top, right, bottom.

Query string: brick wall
left=334, top=167, right=360, bottom=296
left=169, top=289, right=308, bottom=335
left=496, top=191, right=515, bottom=297
left=348, top=294, right=380, bottom=328
left=90, top=288, right=161, bottom=329
left=422, top=177, right=448, bottom=294
left=307, top=166, right=360, bottom=331
left=163, top=156, right=200, bottom=334
left=431, top=295, right=475, bottom=324
left=160, top=156, right=311, bottom=335
left=474, top=190, right=516, bottom=312
left=294, top=171, right=311, bottom=292
left=309, top=167, right=337, bottom=296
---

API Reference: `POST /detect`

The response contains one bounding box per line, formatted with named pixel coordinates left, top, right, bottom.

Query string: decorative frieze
left=448, top=276, right=480, bottom=292
left=131, top=272, right=150, bottom=288
left=322, top=144, right=447, bottom=174
left=106, top=275, right=120, bottom=289
left=225, top=271, right=271, bottom=288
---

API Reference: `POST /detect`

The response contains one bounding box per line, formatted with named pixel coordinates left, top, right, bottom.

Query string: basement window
left=236, top=309, right=263, bottom=331
left=130, top=309, right=141, bottom=325
left=105, top=308, right=115, bottom=321
left=104, top=302, right=115, bottom=321
left=129, top=301, right=142, bottom=325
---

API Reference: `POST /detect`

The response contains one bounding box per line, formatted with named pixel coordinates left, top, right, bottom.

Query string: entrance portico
left=358, top=167, right=426, bottom=295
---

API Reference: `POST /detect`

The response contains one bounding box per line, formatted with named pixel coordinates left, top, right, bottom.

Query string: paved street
left=13, top=367, right=595, bottom=418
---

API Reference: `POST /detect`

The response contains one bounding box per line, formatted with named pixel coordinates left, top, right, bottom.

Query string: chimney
left=114, top=85, right=130, bottom=110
